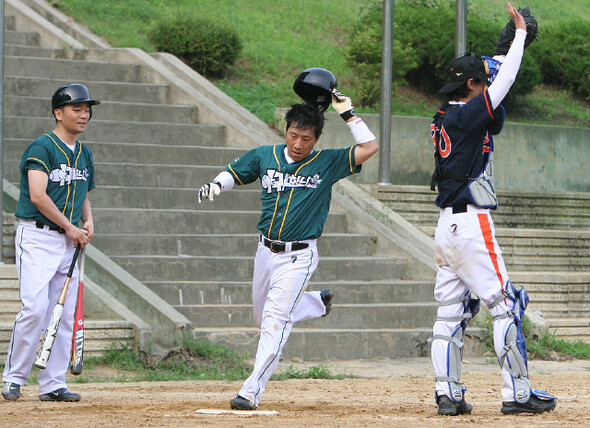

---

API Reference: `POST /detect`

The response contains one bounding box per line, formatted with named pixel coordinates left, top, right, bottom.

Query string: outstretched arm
left=331, top=90, right=378, bottom=166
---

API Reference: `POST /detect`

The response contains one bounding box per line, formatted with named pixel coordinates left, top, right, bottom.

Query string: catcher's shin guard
left=490, top=281, right=555, bottom=404
left=430, top=290, right=481, bottom=402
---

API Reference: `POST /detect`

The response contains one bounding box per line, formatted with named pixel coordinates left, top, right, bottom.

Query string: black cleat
left=2, top=382, right=20, bottom=401
left=39, top=388, right=81, bottom=402
left=320, top=289, right=333, bottom=317
left=230, top=395, right=257, bottom=410
left=437, top=395, right=473, bottom=416
left=501, top=395, right=557, bottom=414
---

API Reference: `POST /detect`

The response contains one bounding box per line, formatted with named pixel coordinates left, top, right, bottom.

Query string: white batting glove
left=197, top=181, right=221, bottom=203
left=331, top=89, right=355, bottom=121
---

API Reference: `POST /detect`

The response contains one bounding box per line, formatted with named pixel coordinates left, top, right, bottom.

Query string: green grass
left=2, top=336, right=345, bottom=384
left=476, top=312, right=590, bottom=360
left=49, top=0, right=589, bottom=128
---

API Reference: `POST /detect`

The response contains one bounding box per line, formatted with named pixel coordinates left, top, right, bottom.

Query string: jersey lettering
left=48, top=163, right=89, bottom=187
left=482, top=132, right=491, bottom=153
left=438, top=125, right=452, bottom=158
left=261, top=169, right=322, bottom=193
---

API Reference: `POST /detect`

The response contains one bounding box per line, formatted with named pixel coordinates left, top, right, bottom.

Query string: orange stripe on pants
left=477, top=213, right=505, bottom=290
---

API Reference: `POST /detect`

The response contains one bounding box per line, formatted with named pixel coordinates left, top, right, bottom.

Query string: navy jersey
left=432, top=90, right=504, bottom=208
left=15, top=132, right=95, bottom=227
left=226, top=144, right=360, bottom=241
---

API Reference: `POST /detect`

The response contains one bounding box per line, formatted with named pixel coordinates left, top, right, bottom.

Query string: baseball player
left=2, top=84, right=98, bottom=402
left=198, top=75, right=378, bottom=410
left=429, top=3, right=556, bottom=416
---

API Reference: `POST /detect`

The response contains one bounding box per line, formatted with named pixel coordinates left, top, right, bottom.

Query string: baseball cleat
left=39, top=387, right=81, bottom=402
left=230, top=395, right=257, bottom=410
left=320, top=289, right=333, bottom=317
left=437, top=394, right=473, bottom=416
left=501, top=395, right=556, bottom=414
left=2, top=382, right=20, bottom=401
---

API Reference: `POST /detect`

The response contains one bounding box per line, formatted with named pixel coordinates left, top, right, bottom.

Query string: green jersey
left=15, top=132, right=95, bottom=227
left=226, top=143, right=360, bottom=241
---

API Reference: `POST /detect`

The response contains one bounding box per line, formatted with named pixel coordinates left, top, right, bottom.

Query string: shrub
left=345, top=0, right=542, bottom=106
left=532, top=19, right=590, bottom=99
left=148, top=16, right=241, bottom=77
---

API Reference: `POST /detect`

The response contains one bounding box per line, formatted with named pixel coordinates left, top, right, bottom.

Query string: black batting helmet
left=52, top=84, right=100, bottom=111
left=293, top=67, right=337, bottom=112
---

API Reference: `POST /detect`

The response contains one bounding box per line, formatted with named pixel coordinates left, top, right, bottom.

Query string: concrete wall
left=313, top=112, right=590, bottom=193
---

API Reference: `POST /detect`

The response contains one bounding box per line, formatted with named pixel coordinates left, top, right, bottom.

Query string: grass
left=1, top=335, right=346, bottom=384
left=476, top=312, right=590, bottom=360
left=49, top=0, right=589, bottom=128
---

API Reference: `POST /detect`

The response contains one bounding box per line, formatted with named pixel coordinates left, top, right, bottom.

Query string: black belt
left=452, top=204, right=467, bottom=214
left=261, top=236, right=309, bottom=253
left=35, top=221, right=66, bottom=234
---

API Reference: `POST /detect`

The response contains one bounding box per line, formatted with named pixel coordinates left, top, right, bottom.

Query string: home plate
left=196, top=409, right=279, bottom=416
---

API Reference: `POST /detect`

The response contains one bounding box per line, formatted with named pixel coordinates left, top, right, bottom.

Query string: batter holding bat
left=2, top=84, right=98, bottom=402
left=429, top=3, right=556, bottom=416
left=198, top=68, right=378, bottom=410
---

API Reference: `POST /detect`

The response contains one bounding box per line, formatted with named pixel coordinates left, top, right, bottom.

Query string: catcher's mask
left=52, top=84, right=101, bottom=119
left=439, top=54, right=490, bottom=94
left=293, top=67, right=337, bottom=112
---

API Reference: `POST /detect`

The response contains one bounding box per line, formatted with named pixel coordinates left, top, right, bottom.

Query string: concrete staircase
left=1, top=4, right=443, bottom=361
left=0, top=264, right=136, bottom=359
left=377, top=184, right=590, bottom=341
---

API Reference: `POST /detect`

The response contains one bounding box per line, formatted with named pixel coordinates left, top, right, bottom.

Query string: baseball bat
left=70, top=247, right=85, bottom=375
left=34, top=244, right=82, bottom=369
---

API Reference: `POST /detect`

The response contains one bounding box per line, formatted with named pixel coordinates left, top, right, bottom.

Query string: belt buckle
left=269, top=241, right=282, bottom=253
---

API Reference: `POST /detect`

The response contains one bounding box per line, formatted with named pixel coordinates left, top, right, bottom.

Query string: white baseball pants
left=238, top=238, right=325, bottom=406
left=431, top=205, right=516, bottom=401
left=3, top=220, right=79, bottom=395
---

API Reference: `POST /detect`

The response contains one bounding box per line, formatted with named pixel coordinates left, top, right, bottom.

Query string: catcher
left=428, top=3, right=556, bottom=416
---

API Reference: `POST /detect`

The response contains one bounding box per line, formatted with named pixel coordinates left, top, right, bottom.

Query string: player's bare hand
left=82, top=220, right=94, bottom=241
left=67, top=226, right=90, bottom=248
left=197, top=181, right=221, bottom=203
left=507, top=2, right=525, bottom=31
left=331, top=89, right=355, bottom=121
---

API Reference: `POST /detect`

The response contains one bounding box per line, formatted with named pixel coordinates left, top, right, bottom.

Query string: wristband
left=347, top=118, right=376, bottom=144
left=340, top=109, right=355, bottom=121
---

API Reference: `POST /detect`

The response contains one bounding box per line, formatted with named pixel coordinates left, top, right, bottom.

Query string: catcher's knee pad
left=430, top=290, right=481, bottom=402
left=489, top=281, right=554, bottom=403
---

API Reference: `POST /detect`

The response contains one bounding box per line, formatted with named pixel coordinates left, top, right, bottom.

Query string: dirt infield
left=2, top=357, right=589, bottom=427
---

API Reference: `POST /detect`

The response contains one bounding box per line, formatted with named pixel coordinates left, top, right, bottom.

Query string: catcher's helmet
left=293, top=67, right=337, bottom=112
left=52, top=84, right=100, bottom=111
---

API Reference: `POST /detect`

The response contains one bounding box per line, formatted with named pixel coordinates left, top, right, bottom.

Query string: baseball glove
left=495, top=7, right=538, bottom=56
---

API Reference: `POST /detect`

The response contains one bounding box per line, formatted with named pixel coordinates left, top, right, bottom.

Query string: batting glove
left=331, top=89, right=355, bottom=121
left=197, top=181, right=221, bottom=203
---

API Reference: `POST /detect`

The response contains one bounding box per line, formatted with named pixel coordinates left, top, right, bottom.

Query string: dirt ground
left=2, top=357, right=589, bottom=427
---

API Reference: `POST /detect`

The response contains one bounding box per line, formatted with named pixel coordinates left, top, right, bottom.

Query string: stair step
left=4, top=139, right=246, bottom=166
left=179, top=302, right=436, bottom=329
left=93, top=232, right=377, bottom=257
left=5, top=76, right=172, bottom=104
left=194, top=327, right=485, bottom=360
left=4, top=95, right=199, bottom=124
left=112, top=255, right=408, bottom=283
left=92, top=208, right=347, bottom=234
left=6, top=117, right=226, bottom=146
left=90, top=186, right=263, bottom=211
left=6, top=56, right=143, bottom=82
left=5, top=44, right=66, bottom=58
left=5, top=30, right=40, bottom=46
left=145, top=280, right=433, bottom=305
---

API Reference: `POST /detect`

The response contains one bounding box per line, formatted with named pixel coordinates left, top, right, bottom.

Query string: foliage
left=147, top=15, right=241, bottom=77
left=51, top=0, right=588, bottom=127
left=346, top=0, right=543, bottom=107
left=531, top=19, right=590, bottom=100
left=272, top=364, right=349, bottom=380
left=345, top=1, right=418, bottom=105
left=476, top=312, right=590, bottom=360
